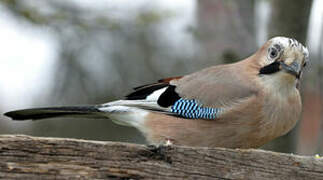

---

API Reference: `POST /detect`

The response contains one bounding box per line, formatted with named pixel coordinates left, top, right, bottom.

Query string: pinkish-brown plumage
left=143, top=40, right=304, bottom=148
left=4, top=37, right=309, bottom=149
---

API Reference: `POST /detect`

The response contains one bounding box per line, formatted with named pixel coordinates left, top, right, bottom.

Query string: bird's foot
left=164, top=139, right=174, bottom=146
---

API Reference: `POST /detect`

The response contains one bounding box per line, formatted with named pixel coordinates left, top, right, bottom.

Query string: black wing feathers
left=126, top=81, right=181, bottom=108
left=126, top=83, right=168, bottom=100
left=157, top=85, right=180, bottom=107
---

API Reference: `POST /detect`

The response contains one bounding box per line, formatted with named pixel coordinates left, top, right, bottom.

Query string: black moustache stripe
left=259, top=61, right=281, bottom=75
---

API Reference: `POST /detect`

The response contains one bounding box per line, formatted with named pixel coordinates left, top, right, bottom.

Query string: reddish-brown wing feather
left=126, top=76, right=183, bottom=100
left=158, top=76, right=183, bottom=83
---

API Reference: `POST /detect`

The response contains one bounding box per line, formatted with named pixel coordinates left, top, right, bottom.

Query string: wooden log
left=0, top=135, right=322, bottom=179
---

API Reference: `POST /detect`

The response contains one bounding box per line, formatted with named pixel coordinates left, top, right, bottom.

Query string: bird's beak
left=279, top=61, right=301, bottom=78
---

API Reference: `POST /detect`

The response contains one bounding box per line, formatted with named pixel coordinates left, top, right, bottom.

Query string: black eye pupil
left=270, top=48, right=278, bottom=58
left=271, top=51, right=276, bottom=56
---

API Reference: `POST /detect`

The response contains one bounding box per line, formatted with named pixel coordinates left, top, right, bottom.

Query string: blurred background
left=0, top=0, right=321, bottom=155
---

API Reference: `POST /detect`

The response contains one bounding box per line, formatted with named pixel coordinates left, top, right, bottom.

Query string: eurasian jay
left=4, top=37, right=309, bottom=149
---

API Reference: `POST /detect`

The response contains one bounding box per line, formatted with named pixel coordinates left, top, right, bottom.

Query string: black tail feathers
left=4, top=106, right=102, bottom=121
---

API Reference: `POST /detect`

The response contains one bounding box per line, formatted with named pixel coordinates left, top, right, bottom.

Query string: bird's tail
left=4, top=100, right=160, bottom=129
left=4, top=106, right=103, bottom=121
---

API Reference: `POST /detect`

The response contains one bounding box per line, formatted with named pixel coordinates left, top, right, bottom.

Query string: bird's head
left=257, top=36, right=309, bottom=86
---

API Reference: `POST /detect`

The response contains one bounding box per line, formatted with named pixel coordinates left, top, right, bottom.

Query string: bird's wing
left=123, top=63, right=258, bottom=120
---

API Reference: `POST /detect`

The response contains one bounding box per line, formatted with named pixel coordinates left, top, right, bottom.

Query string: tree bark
left=0, top=135, right=322, bottom=179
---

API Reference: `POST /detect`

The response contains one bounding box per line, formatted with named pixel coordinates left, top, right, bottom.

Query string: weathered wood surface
left=0, top=135, right=322, bottom=179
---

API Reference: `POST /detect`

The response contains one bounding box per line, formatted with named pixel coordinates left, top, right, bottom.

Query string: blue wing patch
left=171, top=98, right=222, bottom=119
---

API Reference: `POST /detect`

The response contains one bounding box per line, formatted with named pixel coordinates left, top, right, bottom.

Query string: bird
left=4, top=36, right=309, bottom=149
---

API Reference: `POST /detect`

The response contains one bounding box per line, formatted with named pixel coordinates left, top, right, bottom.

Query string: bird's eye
left=268, top=47, right=278, bottom=59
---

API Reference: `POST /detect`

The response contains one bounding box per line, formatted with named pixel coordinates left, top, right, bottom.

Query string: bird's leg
left=145, top=140, right=174, bottom=164
left=164, top=138, right=174, bottom=146
left=147, top=138, right=175, bottom=148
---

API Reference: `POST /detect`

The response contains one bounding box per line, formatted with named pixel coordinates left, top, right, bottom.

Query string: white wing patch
left=146, top=87, right=167, bottom=101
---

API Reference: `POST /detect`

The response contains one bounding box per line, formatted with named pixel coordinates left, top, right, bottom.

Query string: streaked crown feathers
left=270, top=36, right=309, bottom=61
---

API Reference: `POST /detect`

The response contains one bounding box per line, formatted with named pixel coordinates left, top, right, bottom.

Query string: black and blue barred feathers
left=171, top=98, right=222, bottom=119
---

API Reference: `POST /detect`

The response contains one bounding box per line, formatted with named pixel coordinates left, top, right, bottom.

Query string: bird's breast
left=260, top=87, right=302, bottom=139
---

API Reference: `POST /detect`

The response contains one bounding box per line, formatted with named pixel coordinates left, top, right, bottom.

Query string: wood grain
left=0, top=135, right=322, bottom=179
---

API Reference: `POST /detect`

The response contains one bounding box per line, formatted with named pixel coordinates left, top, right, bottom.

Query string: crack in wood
left=0, top=135, right=322, bottom=180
